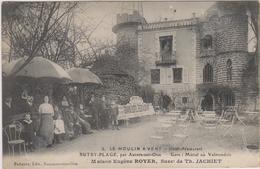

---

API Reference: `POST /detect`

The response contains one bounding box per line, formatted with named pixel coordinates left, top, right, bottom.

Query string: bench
left=117, top=96, right=155, bottom=126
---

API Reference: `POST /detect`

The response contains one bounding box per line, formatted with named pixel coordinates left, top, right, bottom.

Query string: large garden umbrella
left=2, top=56, right=72, bottom=82
left=2, top=57, right=72, bottom=111
left=67, top=67, right=103, bottom=105
left=67, top=67, right=103, bottom=85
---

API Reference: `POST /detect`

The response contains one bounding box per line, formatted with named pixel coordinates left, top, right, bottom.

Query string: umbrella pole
left=82, top=86, right=85, bottom=106
left=80, top=86, right=84, bottom=106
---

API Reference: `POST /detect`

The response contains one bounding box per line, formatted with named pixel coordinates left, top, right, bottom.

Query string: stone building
left=196, top=2, right=258, bottom=112
left=112, top=2, right=258, bottom=111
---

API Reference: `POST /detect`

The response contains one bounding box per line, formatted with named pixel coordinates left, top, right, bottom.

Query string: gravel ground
left=32, top=114, right=259, bottom=155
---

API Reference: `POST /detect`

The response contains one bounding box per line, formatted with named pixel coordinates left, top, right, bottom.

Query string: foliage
left=136, top=85, right=155, bottom=103
left=115, top=43, right=138, bottom=79
left=89, top=52, right=137, bottom=105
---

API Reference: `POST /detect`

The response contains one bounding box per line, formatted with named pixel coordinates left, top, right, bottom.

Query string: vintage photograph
left=1, top=1, right=259, bottom=168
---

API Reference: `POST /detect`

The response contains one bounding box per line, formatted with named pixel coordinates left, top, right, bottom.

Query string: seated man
left=63, top=106, right=82, bottom=139
left=75, top=105, right=93, bottom=134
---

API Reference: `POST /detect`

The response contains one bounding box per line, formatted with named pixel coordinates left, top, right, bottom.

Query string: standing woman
left=38, top=96, right=54, bottom=147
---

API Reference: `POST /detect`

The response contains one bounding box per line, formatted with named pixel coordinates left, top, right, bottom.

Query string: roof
left=138, top=18, right=199, bottom=32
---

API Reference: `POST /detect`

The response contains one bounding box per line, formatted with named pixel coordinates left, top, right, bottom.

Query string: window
left=203, top=63, right=213, bottom=83
left=151, top=69, right=160, bottom=84
left=227, top=59, right=232, bottom=81
left=201, top=35, right=212, bottom=49
left=182, top=97, right=188, bottom=104
left=223, top=92, right=235, bottom=107
left=173, top=68, right=182, bottom=83
left=160, top=36, right=173, bottom=61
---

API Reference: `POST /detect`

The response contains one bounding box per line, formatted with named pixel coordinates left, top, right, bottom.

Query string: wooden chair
left=216, top=110, right=229, bottom=125
left=193, top=111, right=204, bottom=127
left=3, top=121, right=27, bottom=156
left=218, top=107, right=237, bottom=137
left=198, top=111, right=219, bottom=131
left=221, top=114, right=236, bottom=137
left=176, top=109, right=190, bottom=124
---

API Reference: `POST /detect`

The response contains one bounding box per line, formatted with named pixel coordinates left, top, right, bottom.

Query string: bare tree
left=2, top=2, right=78, bottom=74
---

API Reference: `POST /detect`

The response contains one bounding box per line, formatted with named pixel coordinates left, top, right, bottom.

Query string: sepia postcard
left=1, top=1, right=259, bottom=169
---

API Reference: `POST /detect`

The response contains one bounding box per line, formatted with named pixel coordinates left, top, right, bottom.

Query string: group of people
left=3, top=92, right=120, bottom=153
left=89, top=95, right=120, bottom=130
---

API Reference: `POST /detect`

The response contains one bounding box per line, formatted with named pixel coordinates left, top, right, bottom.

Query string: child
left=53, top=108, right=65, bottom=144
left=21, top=113, right=35, bottom=151
left=110, top=101, right=119, bottom=130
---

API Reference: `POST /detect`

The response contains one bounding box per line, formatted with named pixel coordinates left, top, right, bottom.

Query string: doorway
left=201, top=94, right=213, bottom=111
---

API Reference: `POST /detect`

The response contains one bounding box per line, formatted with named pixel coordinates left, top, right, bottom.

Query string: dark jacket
left=3, top=103, right=14, bottom=124
left=89, top=100, right=100, bottom=117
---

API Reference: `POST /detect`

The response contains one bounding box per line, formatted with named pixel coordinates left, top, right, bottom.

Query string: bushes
left=136, top=85, right=155, bottom=104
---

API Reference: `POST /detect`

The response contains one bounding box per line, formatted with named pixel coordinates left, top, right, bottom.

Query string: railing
left=155, top=51, right=176, bottom=66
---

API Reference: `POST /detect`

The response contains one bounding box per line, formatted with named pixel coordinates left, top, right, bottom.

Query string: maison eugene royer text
left=112, top=2, right=258, bottom=112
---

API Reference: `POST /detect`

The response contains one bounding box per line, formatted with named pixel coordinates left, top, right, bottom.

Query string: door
left=201, top=94, right=213, bottom=111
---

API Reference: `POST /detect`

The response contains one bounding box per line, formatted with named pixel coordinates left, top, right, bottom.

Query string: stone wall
left=215, top=3, right=249, bottom=106
left=196, top=2, right=255, bottom=109
left=215, top=15, right=248, bottom=54
left=115, top=25, right=139, bottom=48
left=216, top=52, right=248, bottom=87
left=196, top=56, right=217, bottom=84
left=92, top=75, right=137, bottom=105
left=91, top=56, right=137, bottom=105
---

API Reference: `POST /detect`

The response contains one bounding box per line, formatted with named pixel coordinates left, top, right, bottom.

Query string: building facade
left=113, top=2, right=258, bottom=112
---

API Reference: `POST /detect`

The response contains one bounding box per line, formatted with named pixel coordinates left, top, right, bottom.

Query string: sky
left=75, top=2, right=215, bottom=42
left=2, top=1, right=255, bottom=64
left=1, top=2, right=215, bottom=64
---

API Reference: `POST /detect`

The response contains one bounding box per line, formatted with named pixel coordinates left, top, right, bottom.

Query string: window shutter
left=167, top=68, right=172, bottom=84
left=183, top=68, right=189, bottom=83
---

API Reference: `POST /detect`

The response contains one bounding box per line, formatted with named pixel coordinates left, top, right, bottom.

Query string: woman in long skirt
left=38, top=96, right=54, bottom=147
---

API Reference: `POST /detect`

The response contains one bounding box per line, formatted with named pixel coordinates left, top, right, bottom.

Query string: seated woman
left=21, top=113, right=35, bottom=152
